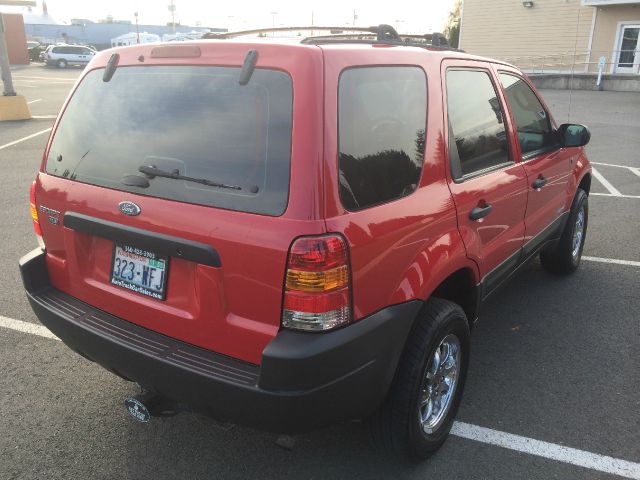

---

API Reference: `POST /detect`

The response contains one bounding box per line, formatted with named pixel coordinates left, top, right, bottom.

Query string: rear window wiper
left=138, top=165, right=242, bottom=191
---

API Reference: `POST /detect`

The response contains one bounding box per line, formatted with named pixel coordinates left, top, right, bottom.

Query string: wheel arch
left=578, top=171, right=591, bottom=195
left=428, top=267, right=480, bottom=325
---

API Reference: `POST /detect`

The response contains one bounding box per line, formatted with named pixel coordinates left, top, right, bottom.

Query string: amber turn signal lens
left=286, top=265, right=348, bottom=292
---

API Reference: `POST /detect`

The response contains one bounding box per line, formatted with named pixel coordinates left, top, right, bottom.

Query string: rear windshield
left=46, top=66, right=293, bottom=216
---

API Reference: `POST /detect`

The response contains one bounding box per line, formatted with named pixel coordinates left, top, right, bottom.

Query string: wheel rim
left=419, top=334, right=461, bottom=434
left=572, top=207, right=585, bottom=258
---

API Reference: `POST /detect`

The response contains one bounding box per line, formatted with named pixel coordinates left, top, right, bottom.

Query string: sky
left=7, top=0, right=457, bottom=34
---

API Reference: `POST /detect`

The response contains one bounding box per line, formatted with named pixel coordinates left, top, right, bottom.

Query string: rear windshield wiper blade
left=138, top=165, right=242, bottom=191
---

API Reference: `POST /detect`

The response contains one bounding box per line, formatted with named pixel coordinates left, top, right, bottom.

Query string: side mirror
left=557, top=123, right=591, bottom=148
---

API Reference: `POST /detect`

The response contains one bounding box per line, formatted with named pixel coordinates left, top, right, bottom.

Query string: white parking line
left=27, top=99, right=42, bottom=104
left=12, top=75, right=77, bottom=82
left=452, top=422, right=640, bottom=479
left=583, top=256, right=640, bottom=267
left=0, top=315, right=58, bottom=340
left=592, top=168, right=623, bottom=197
left=592, top=161, right=639, bottom=170
left=0, top=128, right=52, bottom=151
left=1, top=312, right=639, bottom=477
left=630, top=168, right=640, bottom=179
left=591, top=192, right=640, bottom=199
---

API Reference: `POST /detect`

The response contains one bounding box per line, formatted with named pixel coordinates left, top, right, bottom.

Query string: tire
left=368, top=297, right=470, bottom=460
left=56, top=59, right=67, bottom=69
left=540, top=188, right=588, bottom=275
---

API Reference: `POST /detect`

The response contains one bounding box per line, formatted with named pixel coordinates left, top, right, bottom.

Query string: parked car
left=26, top=41, right=42, bottom=62
left=42, top=44, right=96, bottom=68
left=20, top=25, right=591, bottom=460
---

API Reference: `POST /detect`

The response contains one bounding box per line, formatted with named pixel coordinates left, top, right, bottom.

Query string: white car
left=43, top=45, right=96, bottom=68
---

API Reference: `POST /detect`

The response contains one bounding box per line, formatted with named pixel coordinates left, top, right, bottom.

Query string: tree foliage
left=444, top=0, right=462, bottom=48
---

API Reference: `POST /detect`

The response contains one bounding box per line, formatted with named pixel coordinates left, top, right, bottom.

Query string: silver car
left=43, top=45, right=96, bottom=68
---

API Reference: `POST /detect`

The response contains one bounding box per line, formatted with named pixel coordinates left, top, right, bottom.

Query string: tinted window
left=46, top=66, right=293, bottom=216
left=499, top=73, right=555, bottom=156
left=446, top=70, right=510, bottom=179
left=52, top=47, right=62, bottom=54
left=338, top=67, right=426, bottom=211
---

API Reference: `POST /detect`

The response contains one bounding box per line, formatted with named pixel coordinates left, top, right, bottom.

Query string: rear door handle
left=469, top=204, right=493, bottom=220
left=532, top=176, right=548, bottom=189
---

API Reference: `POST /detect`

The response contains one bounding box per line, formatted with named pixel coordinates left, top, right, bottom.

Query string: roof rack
left=202, top=24, right=456, bottom=50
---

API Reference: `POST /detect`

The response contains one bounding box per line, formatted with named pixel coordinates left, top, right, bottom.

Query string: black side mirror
left=557, top=123, right=591, bottom=148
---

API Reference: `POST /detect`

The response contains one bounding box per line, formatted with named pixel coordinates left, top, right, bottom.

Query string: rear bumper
left=19, top=248, right=421, bottom=433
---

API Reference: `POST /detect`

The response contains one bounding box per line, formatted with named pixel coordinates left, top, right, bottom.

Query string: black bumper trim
left=19, top=248, right=422, bottom=432
left=34, top=288, right=259, bottom=386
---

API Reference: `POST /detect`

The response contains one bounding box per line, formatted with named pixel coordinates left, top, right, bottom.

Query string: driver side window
left=499, top=73, right=555, bottom=157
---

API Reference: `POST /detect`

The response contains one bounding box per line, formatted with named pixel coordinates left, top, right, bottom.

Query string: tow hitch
left=124, top=390, right=186, bottom=423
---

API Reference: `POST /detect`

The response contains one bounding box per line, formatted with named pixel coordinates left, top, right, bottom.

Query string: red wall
left=4, top=13, right=29, bottom=65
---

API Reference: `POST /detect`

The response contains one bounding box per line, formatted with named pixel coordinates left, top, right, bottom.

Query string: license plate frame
left=110, top=244, right=169, bottom=300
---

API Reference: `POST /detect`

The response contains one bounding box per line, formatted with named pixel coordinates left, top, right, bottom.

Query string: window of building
left=338, top=66, right=427, bottom=211
left=499, top=73, right=555, bottom=157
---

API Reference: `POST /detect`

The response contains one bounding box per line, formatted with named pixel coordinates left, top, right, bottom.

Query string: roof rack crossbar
left=202, top=24, right=458, bottom=51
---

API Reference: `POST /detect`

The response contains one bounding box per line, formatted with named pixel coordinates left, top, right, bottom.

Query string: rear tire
left=56, top=59, right=67, bottom=69
left=540, top=189, right=588, bottom=275
left=368, top=298, right=470, bottom=460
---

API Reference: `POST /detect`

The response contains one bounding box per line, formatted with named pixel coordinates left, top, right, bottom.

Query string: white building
left=110, top=32, right=160, bottom=47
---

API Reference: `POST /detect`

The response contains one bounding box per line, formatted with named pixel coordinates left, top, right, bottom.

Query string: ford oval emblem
left=119, top=201, right=141, bottom=216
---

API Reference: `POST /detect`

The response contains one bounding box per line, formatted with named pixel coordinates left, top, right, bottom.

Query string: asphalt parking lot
left=1, top=64, right=639, bottom=479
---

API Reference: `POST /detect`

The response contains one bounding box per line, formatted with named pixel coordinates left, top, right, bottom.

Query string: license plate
left=110, top=244, right=168, bottom=300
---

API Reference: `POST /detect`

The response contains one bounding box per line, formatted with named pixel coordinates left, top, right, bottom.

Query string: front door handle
left=470, top=203, right=493, bottom=220
left=532, top=176, right=548, bottom=189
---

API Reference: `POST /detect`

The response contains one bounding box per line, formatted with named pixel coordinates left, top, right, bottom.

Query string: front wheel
left=368, top=298, right=470, bottom=460
left=56, top=59, right=67, bottom=69
left=540, top=188, right=588, bottom=275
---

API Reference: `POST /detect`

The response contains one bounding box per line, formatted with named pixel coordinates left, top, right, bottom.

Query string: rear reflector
left=29, top=180, right=45, bottom=249
left=282, top=235, right=352, bottom=332
left=29, top=180, right=42, bottom=237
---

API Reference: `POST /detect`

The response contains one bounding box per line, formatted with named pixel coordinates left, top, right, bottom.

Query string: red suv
left=20, top=26, right=591, bottom=459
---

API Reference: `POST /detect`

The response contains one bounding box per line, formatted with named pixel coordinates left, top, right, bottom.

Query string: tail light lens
left=282, top=235, right=352, bottom=332
left=29, top=180, right=45, bottom=248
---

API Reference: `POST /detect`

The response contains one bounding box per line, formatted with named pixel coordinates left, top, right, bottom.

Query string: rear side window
left=46, top=66, right=293, bottom=216
left=446, top=69, right=510, bottom=180
left=338, top=66, right=427, bottom=211
left=498, top=73, right=555, bottom=157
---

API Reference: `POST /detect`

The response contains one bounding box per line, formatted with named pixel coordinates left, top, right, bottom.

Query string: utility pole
left=134, top=12, right=140, bottom=44
left=0, top=3, right=34, bottom=121
left=168, top=0, right=176, bottom=33
left=0, top=13, right=16, bottom=96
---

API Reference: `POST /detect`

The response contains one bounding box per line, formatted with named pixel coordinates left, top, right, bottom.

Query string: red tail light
left=29, top=180, right=44, bottom=247
left=282, top=235, right=352, bottom=332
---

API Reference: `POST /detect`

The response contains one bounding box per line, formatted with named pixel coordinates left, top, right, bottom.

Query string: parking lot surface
left=1, top=65, right=638, bottom=479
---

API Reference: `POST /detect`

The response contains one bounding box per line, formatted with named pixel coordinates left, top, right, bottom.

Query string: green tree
left=444, top=0, right=461, bottom=48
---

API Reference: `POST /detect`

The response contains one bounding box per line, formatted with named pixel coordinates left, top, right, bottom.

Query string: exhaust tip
left=124, top=397, right=152, bottom=423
